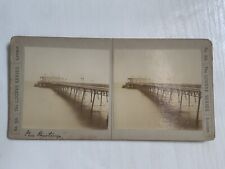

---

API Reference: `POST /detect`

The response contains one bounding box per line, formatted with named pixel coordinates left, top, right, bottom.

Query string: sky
left=113, top=49, right=201, bottom=84
left=24, top=46, right=110, bottom=83
left=24, top=44, right=201, bottom=85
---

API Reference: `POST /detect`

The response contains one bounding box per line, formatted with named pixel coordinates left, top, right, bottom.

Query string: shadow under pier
left=34, top=80, right=109, bottom=129
left=123, top=80, right=202, bottom=129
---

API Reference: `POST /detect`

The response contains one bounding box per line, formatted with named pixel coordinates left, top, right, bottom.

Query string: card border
left=8, top=36, right=215, bottom=141
left=8, top=36, right=112, bottom=140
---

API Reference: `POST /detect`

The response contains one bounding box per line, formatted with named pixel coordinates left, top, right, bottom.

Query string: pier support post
left=106, top=93, right=108, bottom=102
left=91, top=90, right=93, bottom=102
left=161, top=90, right=165, bottom=100
left=100, top=92, right=103, bottom=105
left=178, top=91, right=180, bottom=103
left=91, top=91, right=96, bottom=115
left=194, top=93, right=197, bottom=102
left=81, top=89, right=86, bottom=108
left=169, top=90, right=173, bottom=102
left=196, top=92, right=201, bottom=126
left=74, top=89, right=78, bottom=100
left=179, top=91, right=183, bottom=110
left=188, top=93, right=191, bottom=106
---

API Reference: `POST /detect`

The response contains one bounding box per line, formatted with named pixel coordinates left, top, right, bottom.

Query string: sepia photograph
left=22, top=39, right=110, bottom=130
left=113, top=41, right=202, bottom=131
left=8, top=37, right=214, bottom=140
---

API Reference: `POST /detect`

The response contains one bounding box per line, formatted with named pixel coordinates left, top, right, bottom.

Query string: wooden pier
left=123, top=78, right=201, bottom=125
left=34, top=77, right=109, bottom=116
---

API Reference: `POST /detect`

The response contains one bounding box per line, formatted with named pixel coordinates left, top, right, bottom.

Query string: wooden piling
left=179, top=91, right=183, bottom=110
left=74, top=89, right=78, bottom=100
left=161, top=90, right=165, bottom=100
left=100, top=92, right=103, bottom=105
left=196, top=92, right=201, bottom=125
left=188, top=93, right=191, bottom=106
left=169, top=90, right=173, bottom=102
left=91, top=91, right=96, bottom=115
left=106, top=93, right=108, bottom=102
left=81, top=89, right=86, bottom=108
left=91, top=90, right=93, bottom=102
left=178, top=91, right=180, bottom=102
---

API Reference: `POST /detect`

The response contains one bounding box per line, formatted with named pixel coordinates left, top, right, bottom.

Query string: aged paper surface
left=8, top=37, right=214, bottom=140
left=112, top=39, right=214, bottom=141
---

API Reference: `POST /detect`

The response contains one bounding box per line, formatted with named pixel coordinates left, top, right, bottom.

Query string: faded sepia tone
left=9, top=37, right=214, bottom=140
left=113, top=48, right=202, bottom=130
left=22, top=45, right=110, bottom=130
